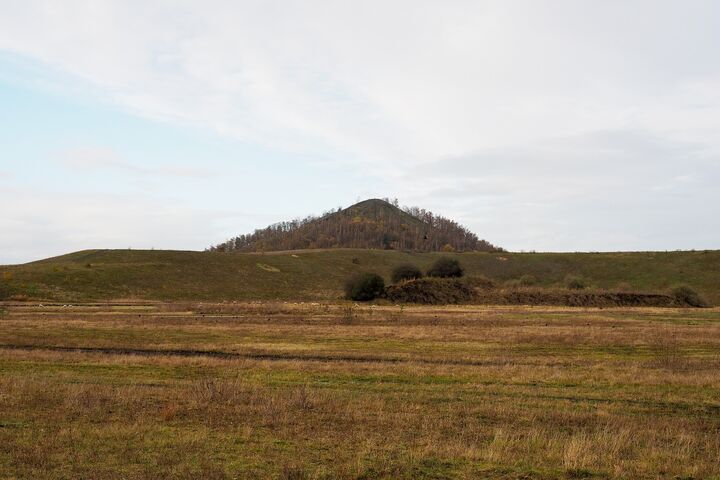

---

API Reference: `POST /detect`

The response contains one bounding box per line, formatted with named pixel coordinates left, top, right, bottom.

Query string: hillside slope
left=210, top=198, right=499, bottom=253
left=2, top=248, right=719, bottom=304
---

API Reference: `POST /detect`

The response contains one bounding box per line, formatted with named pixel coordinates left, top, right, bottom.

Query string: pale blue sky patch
left=1, top=1, right=719, bottom=263
left=0, top=56, right=388, bottom=262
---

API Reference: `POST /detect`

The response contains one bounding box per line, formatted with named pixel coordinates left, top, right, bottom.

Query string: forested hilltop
left=209, top=198, right=500, bottom=253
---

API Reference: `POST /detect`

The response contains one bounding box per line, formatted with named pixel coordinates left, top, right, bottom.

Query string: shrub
left=671, top=285, right=709, bottom=308
left=344, top=273, right=385, bottom=301
left=391, top=264, right=423, bottom=283
left=385, top=277, right=474, bottom=304
left=518, top=274, right=537, bottom=286
left=564, top=275, right=587, bottom=290
left=427, top=257, right=464, bottom=278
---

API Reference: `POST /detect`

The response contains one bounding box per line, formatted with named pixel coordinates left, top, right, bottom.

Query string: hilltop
left=209, top=198, right=500, bottom=253
left=2, top=248, right=718, bottom=304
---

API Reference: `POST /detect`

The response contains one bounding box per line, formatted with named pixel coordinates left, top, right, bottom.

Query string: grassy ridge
left=1, top=248, right=719, bottom=304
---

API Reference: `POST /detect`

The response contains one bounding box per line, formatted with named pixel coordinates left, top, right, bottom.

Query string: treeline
left=208, top=198, right=501, bottom=253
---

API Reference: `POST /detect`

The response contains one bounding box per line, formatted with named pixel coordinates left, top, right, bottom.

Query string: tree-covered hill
left=209, top=198, right=500, bottom=253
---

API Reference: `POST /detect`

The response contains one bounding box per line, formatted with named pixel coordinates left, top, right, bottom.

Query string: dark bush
left=564, top=275, right=587, bottom=290
left=671, top=285, right=709, bottom=308
left=344, top=273, right=385, bottom=301
left=518, top=274, right=537, bottom=286
left=427, top=257, right=464, bottom=278
left=385, top=277, right=474, bottom=304
left=391, top=264, right=423, bottom=283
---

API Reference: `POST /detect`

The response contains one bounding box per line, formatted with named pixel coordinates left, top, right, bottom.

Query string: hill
left=2, top=248, right=719, bottom=305
left=209, top=198, right=499, bottom=253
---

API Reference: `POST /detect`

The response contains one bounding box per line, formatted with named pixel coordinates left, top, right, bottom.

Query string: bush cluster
left=345, top=257, right=467, bottom=302
left=671, top=285, right=708, bottom=308
left=564, top=275, right=587, bottom=290
left=344, top=273, right=385, bottom=301
left=391, top=264, right=423, bottom=283
left=342, top=259, right=710, bottom=308
left=385, top=277, right=474, bottom=305
left=426, top=257, right=464, bottom=278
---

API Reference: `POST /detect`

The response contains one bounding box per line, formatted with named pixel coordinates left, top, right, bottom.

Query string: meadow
left=1, top=301, right=719, bottom=479
left=2, top=248, right=719, bottom=304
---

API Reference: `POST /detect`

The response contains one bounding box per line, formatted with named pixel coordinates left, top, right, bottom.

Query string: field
left=2, top=248, right=719, bottom=304
left=1, top=302, right=719, bottom=479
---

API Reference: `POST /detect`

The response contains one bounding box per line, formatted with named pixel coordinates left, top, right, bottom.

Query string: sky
left=1, top=0, right=719, bottom=264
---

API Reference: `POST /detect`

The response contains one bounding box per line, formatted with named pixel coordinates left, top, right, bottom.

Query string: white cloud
left=59, top=146, right=215, bottom=177
left=0, top=0, right=719, bottom=256
left=397, top=129, right=720, bottom=251
left=2, top=1, right=717, bottom=162
left=0, top=187, right=236, bottom=264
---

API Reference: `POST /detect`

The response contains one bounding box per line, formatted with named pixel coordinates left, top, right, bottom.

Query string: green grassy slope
left=1, top=248, right=719, bottom=304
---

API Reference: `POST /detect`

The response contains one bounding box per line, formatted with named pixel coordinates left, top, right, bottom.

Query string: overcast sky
left=1, top=0, right=719, bottom=263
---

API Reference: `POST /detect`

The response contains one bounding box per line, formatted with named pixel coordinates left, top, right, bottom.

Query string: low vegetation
left=344, top=272, right=385, bottom=301
left=385, top=277, right=475, bottom=304
left=475, top=287, right=689, bottom=308
left=382, top=259, right=708, bottom=308
left=384, top=277, right=704, bottom=308
left=564, top=274, right=587, bottom=290
left=426, top=257, right=464, bottom=278
left=0, top=302, right=718, bottom=478
left=390, top=263, right=423, bottom=283
left=2, top=248, right=718, bottom=305
left=671, top=285, right=709, bottom=308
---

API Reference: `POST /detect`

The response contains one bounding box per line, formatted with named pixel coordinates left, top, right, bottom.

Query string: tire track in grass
left=0, top=343, right=577, bottom=368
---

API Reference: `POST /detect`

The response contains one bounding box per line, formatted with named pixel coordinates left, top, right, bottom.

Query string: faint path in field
left=0, top=343, right=571, bottom=367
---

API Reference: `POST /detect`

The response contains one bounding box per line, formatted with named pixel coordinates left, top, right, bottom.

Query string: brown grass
left=0, top=302, right=719, bottom=479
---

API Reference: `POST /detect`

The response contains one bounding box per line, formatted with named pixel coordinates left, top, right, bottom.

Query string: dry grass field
left=1, top=302, right=719, bottom=479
